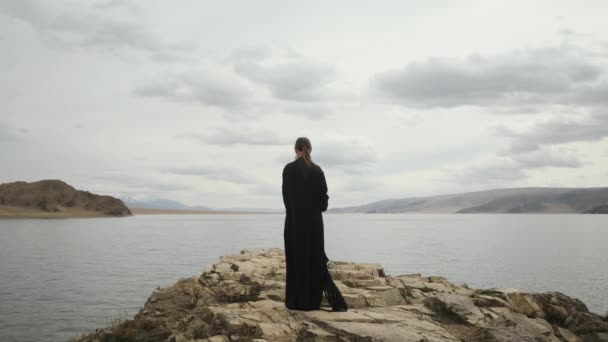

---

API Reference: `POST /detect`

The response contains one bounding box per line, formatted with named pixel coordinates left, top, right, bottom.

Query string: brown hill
left=0, top=180, right=131, bottom=218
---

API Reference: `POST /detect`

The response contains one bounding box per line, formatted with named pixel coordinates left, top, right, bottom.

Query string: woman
left=282, top=137, right=348, bottom=312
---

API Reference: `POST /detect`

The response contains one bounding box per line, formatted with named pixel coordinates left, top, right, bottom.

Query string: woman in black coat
left=282, top=137, right=348, bottom=312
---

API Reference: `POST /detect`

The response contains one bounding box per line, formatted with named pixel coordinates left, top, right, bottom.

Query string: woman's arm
left=282, top=166, right=289, bottom=210
left=319, top=170, right=329, bottom=212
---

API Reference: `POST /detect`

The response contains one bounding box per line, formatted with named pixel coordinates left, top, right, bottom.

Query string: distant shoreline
left=128, top=207, right=279, bottom=215
left=0, top=206, right=109, bottom=219
left=0, top=206, right=279, bottom=218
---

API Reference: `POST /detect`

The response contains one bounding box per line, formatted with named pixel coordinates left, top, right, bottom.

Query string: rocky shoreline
left=73, top=248, right=608, bottom=342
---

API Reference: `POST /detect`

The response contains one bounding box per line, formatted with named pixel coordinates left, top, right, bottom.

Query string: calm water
left=0, top=214, right=607, bottom=342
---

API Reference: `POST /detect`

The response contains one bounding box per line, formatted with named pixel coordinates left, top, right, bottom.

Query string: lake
left=0, top=214, right=607, bottom=342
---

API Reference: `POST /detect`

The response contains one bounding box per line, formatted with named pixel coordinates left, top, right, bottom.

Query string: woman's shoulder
left=313, top=163, right=324, bottom=174
left=283, top=160, right=296, bottom=172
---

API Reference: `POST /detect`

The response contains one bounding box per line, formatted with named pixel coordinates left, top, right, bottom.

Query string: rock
left=502, top=289, right=546, bottom=318
left=298, top=308, right=460, bottom=342
left=202, top=336, right=229, bottom=342
left=72, top=248, right=608, bottom=342
left=597, top=332, right=608, bottom=341
left=472, top=294, right=512, bottom=309
left=557, top=326, right=581, bottom=342
left=424, top=293, right=485, bottom=324
left=529, top=291, right=608, bottom=341
left=485, top=311, right=560, bottom=341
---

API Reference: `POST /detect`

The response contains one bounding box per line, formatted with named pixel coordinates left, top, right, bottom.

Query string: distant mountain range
left=121, top=197, right=211, bottom=211
left=122, top=197, right=282, bottom=213
left=215, top=207, right=283, bottom=213
left=328, top=187, right=608, bottom=214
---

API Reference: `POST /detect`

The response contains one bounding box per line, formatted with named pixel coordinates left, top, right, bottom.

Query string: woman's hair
left=294, top=137, right=316, bottom=168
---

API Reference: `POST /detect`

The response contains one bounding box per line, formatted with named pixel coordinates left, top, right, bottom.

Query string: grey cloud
left=371, top=45, right=605, bottom=109
left=338, top=178, right=382, bottom=193
left=310, top=137, right=377, bottom=173
left=92, top=0, right=139, bottom=13
left=280, top=102, right=332, bottom=120
left=232, top=46, right=337, bottom=102
left=567, top=82, right=608, bottom=106
left=164, top=165, right=257, bottom=185
left=0, top=124, right=26, bottom=142
left=134, top=72, right=251, bottom=110
left=0, top=0, right=186, bottom=60
left=446, top=113, right=606, bottom=187
left=497, top=112, right=608, bottom=152
left=254, top=182, right=280, bottom=196
left=488, top=114, right=608, bottom=172
left=509, top=149, right=582, bottom=169
left=446, top=161, right=527, bottom=185
left=178, top=125, right=285, bottom=146
left=134, top=47, right=339, bottom=117
left=86, top=172, right=191, bottom=199
left=559, top=28, right=588, bottom=37
left=445, top=147, right=584, bottom=187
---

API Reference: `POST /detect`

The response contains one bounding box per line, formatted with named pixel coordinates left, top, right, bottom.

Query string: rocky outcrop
left=73, top=248, right=608, bottom=342
left=0, top=179, right=131, bottom=217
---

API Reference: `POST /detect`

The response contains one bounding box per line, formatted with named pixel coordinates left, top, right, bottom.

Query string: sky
left=1, top=0, right=607, bottom=209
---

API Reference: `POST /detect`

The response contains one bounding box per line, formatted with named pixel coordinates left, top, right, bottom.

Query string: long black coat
left=282, top=156, right=347, bottom=311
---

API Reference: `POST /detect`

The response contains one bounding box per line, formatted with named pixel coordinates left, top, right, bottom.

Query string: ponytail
left=294, top=137, right=317, bottom=169
left=301, top=145, right=312, bottom=166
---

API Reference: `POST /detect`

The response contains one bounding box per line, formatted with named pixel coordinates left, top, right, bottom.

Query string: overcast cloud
left=371, top=45, right=606, bottom=109
left=1, top=0, right=608, bottom=208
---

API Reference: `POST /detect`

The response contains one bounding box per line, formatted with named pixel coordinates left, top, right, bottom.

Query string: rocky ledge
left=74, top=248, right=608, bottom=342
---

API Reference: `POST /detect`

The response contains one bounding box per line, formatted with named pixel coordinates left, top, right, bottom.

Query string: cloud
left=509, top=149, right=582, bottom=169
left=0, top=0, right=188, bottom=60
left=338, top=178, right=383, bottom=193
left=443, top=112, right=608, bottom=186
left=232, top=46, right=338, bottom=102
left=134, top=70, right=252, bottom=111
left=0, top=124, right=26, bottom=142
left=178, top=125, right=285, bottom=146
left=445, top=160, right=527, bottom=185
left=133, top=46, right=339, bottom=118
left=444, top=112, right=608, bottom=186
left=370, top=44, right=605, bottom=110
left=279, top=102, right=333, bottom=120
left=497, top=112, right=608, bottom=152
left=91, top=0, right=139, bottom=13
left=163, top=165, right=257, bottom=185
left=307, top=136, right=377, bottom=173
left=86, top=171, right=191, bottom=198
left=253, top=182, right=281, bottom=196
left=559, top=28, right=586, bottom=37
left=444, top=147, right=584, bottom=186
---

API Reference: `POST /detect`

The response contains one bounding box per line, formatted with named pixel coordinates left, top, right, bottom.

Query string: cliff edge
left=0, top=179, right=131, bottom=218
left=73, top=248, right=608, bottom=342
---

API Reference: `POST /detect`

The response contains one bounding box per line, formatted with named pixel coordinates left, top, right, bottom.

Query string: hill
left=329, top=187, right=608, bottom=214
left=0, top=180, right=132, bottom=218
